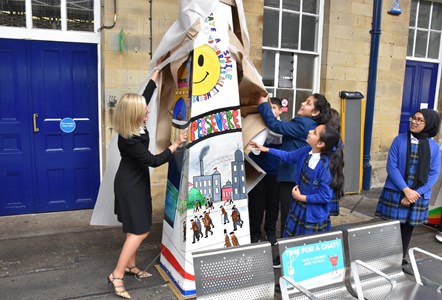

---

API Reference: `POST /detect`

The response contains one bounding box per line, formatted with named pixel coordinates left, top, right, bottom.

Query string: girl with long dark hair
left=249, top=124, right=344, bottom=236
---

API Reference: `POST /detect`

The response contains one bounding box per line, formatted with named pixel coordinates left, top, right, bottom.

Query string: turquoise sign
left=281, top=239, right=344, bottom=289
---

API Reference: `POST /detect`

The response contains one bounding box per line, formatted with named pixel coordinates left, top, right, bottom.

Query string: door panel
left=0, top=39, right=35, bottom=215
left=0, top=39, right=99, bottom=215
left=31, top=41, right=99, bottom=212
left=399, top=61, right=438, bottom=133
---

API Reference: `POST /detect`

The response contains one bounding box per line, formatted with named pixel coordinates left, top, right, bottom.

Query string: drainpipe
left=362, top=0, right=383, bottom=191
left=149, top=0, right=153, bottom=59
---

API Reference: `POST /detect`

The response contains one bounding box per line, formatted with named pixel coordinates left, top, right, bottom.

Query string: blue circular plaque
left=60, top=117, right=76, bottom=133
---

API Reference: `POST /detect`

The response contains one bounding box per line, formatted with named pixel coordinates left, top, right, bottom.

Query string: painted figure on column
left=224, top=229, right=232, bottom=247
left=220, top=205, right=229, bottom=225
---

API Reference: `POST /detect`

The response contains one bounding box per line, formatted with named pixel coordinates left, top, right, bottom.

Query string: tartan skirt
left=375, top=187, right=429, bottom=226
left=283, top=200, right=331, bottom=237
left=329, top=197, right=340, bottom=216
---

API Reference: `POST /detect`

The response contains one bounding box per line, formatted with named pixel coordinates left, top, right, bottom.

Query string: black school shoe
left=251, top=236, right=261, bottom=243
left=267, top=235, right=278, bottom=246
left=273, top=256, right=281, bottom=269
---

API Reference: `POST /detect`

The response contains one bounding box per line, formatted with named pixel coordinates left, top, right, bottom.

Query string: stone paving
left=0, top=188, right=440, bottom=299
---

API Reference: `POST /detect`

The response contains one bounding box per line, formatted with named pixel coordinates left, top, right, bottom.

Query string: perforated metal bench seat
left=277, top=231, right=356, bottom=300
left=403, top=255, right=442, bottom=291
left=192, top=241, right=274, bottom=300
left=279, top=279, right=357, bottom=300
left=343, top=220, right=442, bottom=300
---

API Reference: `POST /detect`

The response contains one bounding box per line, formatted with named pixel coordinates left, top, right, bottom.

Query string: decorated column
left=159, top=3, right=251, bottom=296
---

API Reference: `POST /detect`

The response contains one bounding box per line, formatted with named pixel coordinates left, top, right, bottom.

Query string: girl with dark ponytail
left=256, top=93, right=332, bottom=238
left=311, top=93, right=332, bottom=125
left=249, top=124, right=344, bottom=237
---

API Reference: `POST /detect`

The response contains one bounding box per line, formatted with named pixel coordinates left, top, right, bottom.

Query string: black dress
left=114, top=79, right=172, bottom=234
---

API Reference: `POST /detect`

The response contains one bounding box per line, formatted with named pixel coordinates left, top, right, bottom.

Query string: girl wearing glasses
left=376, top=109, right=440, bottom=265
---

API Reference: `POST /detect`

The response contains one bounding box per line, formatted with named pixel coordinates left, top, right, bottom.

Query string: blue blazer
left=384, top=133, right=440, bottom=200
left=268, top=146, right=333, bottom=223
left=258, top=103, right=317, bottom=183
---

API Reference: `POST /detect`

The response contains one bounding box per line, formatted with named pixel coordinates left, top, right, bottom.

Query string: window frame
left=408, top=0, right=442, bottom=61
left=262, top=0, right=324, bottom=119
left=0, top=0, right=100, bottom=43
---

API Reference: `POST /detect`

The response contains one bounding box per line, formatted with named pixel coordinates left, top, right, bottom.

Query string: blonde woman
left=108, top=69, right=187, bottom=299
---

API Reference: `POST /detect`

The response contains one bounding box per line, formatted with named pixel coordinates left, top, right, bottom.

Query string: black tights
left=400, top=222, right=414, bottom=259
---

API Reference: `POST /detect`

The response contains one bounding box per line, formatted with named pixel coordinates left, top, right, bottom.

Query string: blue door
left=399, top=60, right=438, bottom=133
left=0, top=39, right=35, bottom=215
left=0, top=39, right=100, bottom=215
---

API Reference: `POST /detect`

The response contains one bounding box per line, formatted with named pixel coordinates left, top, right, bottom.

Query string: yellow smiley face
left=192, top=45, right=221, bottom=96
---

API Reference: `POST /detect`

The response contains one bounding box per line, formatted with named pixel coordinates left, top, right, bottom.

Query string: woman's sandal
left=107, top=273, right=131, bottom=299
left=125, top=266, right=152, bottom=279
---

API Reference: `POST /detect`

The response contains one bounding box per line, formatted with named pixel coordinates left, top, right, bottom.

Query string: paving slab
left=0, top=188, right=441, bottom=299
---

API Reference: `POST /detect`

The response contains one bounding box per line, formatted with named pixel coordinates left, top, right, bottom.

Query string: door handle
left=33, top=113, right=39, bottom=132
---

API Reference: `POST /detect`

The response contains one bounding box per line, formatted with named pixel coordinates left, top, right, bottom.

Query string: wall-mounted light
left=388, top=0, right=402, bottom=16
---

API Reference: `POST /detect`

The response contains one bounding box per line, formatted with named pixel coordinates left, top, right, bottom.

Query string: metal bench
left=192, top=241, right=274, bottom=299
left=343, top=220, right=442, bottom=299
left=407, top=247, right=442, bottom=292
left=277, top=230, right=359, bottom=299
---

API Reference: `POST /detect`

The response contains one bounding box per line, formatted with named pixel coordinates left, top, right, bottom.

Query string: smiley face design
left=192, top=45, right=221, bottom=96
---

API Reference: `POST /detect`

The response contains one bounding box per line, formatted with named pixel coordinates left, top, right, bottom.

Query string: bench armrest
left=353, top=259, right=397, bottom=294
left=350, top=262, right=365, bottom=300
left=279, top=276, right=320, bottom=300
left=408, top=247, right=442, bottom=286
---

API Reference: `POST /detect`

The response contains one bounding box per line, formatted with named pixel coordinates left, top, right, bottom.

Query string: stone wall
left=100, top=0, right=263, bottom=216
left=322, top=0, right=410, bottom=188
left=100, top=0, right=421, bottom=204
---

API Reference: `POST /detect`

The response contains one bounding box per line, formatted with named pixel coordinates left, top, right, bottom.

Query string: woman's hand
left=156, top=57, right=163, bottom=69
left=151, top=58, right=163, bottom=81
left=169, top=127, right=188, bottom=153
left=248, top=141, right=269, bottom=153
left=177, top=127, right=188, bottom=146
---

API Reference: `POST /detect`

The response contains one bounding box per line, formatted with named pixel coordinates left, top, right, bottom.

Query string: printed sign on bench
left=281, top=238, right=344, bottom=289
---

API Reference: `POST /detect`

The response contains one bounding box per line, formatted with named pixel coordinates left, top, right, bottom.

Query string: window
left=262, top=0, right=323, bottom=120
left=66, top=0, right=94, bottom=31
left=0, top=0, right=96, bottom=32
left=0, top=0, right=26, bottom=27
left=408, top=0, right=442, bottom=59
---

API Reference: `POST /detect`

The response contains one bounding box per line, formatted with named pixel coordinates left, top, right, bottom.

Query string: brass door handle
left=33, top=113, right=39, bottom=132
